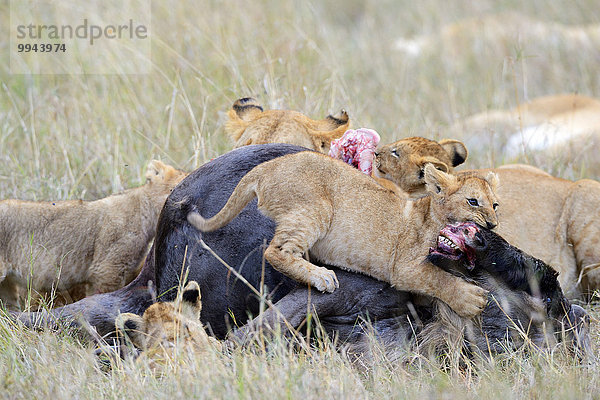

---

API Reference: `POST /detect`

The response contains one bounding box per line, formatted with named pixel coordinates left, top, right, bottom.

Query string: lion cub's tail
left=187, top=169, right=260, bottom=232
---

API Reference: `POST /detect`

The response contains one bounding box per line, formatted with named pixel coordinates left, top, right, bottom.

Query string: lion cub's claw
left=448, top=282, right=489, bottom=318
left=309, top=267, right=339, bottom=293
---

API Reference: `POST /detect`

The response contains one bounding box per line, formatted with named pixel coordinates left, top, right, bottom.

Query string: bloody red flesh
left=428, top=222, right=480, bottom=268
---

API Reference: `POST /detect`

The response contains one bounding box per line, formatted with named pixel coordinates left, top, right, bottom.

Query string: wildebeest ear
left=231, top=97, right=263, bottom=121
left=115, top=313, right=147, bottom=348
left=424, top=163, right=457, bottom=195
left=439, top=139, right=468, bottom=167
left=485, top=171, right=500, bottom=192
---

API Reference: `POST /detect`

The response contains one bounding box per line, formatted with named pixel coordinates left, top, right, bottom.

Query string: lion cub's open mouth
left=429, top=222, right=480, bottom=269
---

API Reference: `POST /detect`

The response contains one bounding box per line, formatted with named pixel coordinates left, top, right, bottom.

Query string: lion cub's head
left=115, top=281, right=219, bottom=364
left=144, top=160, right=187, bottom=196
left=374, top=137, right=467, bottom=197
left=225, top=97, right=350, bottom=153
left=424, top=164, right=499, bottom=229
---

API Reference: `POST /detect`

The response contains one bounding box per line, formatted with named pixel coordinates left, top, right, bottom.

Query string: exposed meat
left=429, top=222, right=481, bottom=268
left=328, top=128, right=380, bottom=175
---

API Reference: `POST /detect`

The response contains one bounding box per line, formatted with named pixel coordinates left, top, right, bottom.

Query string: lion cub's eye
left=390, top=149, right=399, bottom=158
left=467, top=198, right=479, bottom=207
left=493, top=203, right=499, bottom=210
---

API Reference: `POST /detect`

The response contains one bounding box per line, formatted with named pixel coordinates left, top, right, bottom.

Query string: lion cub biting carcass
left=187, top=151, right=499, bottom=317
left=0, top=160, right=186, bottom=309
left=374, top=136, right=600, bottom=296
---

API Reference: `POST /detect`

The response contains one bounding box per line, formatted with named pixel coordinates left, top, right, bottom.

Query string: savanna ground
left=1, top=0, right=600, bottom=398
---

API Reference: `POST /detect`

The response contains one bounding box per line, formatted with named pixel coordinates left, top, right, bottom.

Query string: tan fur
left=188, top=152, right=499, bottom=317
left=0, top=160, right=187, bottom=309
left=115, top=281, right=219, bottom=367
left=476, top=169, right=600, bottom=298
left=496, top=163, right=551, bottom=176
left=449, top=94, right=600, bottom=162
left=457, top=94, right=600, bottom=135
left=225, top=97, right=350, bottom=153
left=376, top=137, right=600, bottom=296
left=395, top=12, right=600, bottom=58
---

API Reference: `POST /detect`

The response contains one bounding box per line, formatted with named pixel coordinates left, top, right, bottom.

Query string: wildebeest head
left=427, top=222, right=590, bottom=356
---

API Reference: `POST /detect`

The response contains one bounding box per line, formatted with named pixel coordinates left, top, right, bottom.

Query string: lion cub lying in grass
left=225, top=97, right=350, bottom=153
left=187, top=151, right=499, bottom=317
left=115, top=281, right=219, bottom=367
left=0, top=160, right=186, bottom=309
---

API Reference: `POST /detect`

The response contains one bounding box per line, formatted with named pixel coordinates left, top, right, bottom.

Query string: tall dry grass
left=1, top=0, right=600, bottom=398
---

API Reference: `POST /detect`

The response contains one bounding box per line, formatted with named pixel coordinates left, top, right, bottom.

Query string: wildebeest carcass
left=13, top=144, right=589, bottom=359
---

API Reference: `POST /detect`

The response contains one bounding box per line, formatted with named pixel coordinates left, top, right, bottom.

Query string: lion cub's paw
left=308, top=267, right=339, bottom=293
left=448, top=281, right=489, bottom=317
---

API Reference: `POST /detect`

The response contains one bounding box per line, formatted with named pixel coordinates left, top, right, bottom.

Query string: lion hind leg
left=265, top=220, right=338, bottom=293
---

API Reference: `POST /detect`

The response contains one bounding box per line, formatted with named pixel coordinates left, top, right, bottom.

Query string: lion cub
left=187, top=151, right=499, bottom=317
left=225, top=97, right=350, bottom=153
left=375, top=136, right=600, bottom=296
left=115, top=281, right=219, bottom=366
left=0, top=160, right=186, bottom=309
left=374, top=137, right=468, bottom=198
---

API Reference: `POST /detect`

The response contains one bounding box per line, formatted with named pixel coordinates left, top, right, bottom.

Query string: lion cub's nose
left=486, top=221, right=497, bottom=230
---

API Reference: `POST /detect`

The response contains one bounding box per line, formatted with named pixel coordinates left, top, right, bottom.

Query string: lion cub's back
left=0, top=199, right=99, bottom=270
left=0, top=198, right=98, bottom=237
left=256, top=151, right=399, bottom=274
left=258, top=151, right=388, bottom=200
left=236, top=110, right=316, bottom=149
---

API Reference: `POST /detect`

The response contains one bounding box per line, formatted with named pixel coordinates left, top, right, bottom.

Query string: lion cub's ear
left=423, top=163, right=457, bottom=195
left=175, top=280, right=202, bottom=320
left=145, top=160, right=168, bottom=183
left=318, top=109, right=350, bottom=131
left=416, top=155, right=450, bottom=174
left=439, top=139, right=468, bottom=167
left=115, top=312, right=147, bottom=348
left=231, top=97, right=264, bottom=122
left=485, top=171, right=500, bottom=192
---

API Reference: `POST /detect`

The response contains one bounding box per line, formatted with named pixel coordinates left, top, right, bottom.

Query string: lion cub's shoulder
left=224, top=97, right=350, bottom=153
